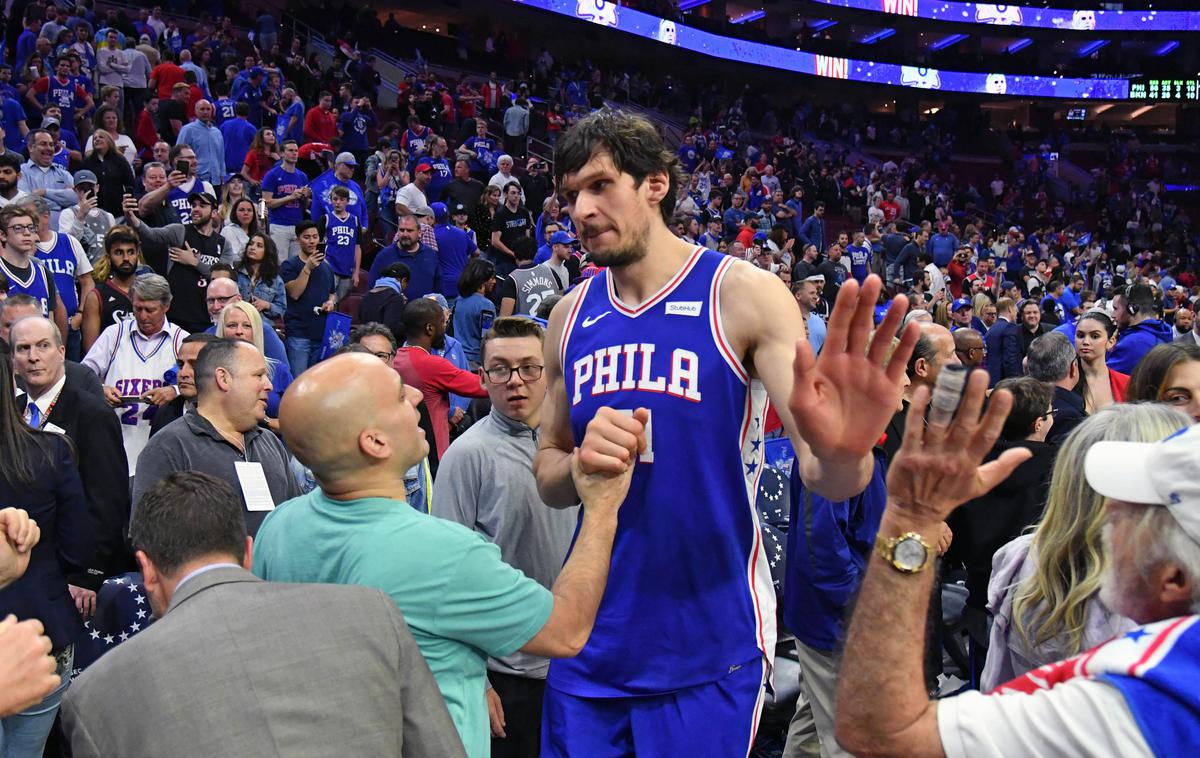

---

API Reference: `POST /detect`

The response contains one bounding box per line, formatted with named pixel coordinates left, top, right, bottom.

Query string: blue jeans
left=286, top=335, right=323, bottom=376
left=0, top=646, right=72, bottom=757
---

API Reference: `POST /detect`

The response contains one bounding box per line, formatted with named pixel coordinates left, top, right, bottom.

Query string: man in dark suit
left=2, top=295, right=104, bottom=398
left=10, top=316, right=131, bottom=607
left=985, top=297, right=1022, bottom=387
left=1025, top=330, right=1086, bottom=444
left=61, top=471, right=466, bottom=758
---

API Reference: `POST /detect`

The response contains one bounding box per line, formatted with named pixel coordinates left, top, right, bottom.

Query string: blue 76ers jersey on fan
left=554, top=247, right=774, bottom=697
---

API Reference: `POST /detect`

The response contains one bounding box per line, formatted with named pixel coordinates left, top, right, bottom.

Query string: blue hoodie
left=1108, top=319, right=1173, bottom=374
left=784, top=450, right=888, bottom=652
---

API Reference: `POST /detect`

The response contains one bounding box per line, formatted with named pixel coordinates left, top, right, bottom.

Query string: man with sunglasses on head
left=434, top=317, right=580, bottom=758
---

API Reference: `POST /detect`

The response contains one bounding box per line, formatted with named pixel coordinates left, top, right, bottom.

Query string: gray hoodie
left=980, top=533, right=1135, bottom=691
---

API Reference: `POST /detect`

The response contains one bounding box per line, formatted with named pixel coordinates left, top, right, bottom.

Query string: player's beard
left=583, top=219, right=650, bottom=269
left=114, top=261, right=137, bottom=276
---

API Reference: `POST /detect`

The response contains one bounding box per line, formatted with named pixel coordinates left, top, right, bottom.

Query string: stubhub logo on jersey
left=665, top=300, right=702, bottom=317
left=571, top=343, right=701, bottom=405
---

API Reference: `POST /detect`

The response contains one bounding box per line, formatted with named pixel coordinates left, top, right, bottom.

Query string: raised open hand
left=789, top=275, right=919, bottom=461
left=886, top=370, right=1033, bottom=524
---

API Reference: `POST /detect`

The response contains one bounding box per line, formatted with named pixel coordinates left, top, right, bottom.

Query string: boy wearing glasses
left=434, top=316, right=579, bottom=758
left=0, top=205, right=68, bottom=339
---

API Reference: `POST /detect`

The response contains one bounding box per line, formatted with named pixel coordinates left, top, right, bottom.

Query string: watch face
left=894, top=537, right=929, bottom=571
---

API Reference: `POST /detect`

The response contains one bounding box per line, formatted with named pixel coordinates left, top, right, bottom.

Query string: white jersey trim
left=605, top=245, right=704, bottom=317
left=710, top=255, right=750, bottom=385
left=740, top=381, right=775, bottom=680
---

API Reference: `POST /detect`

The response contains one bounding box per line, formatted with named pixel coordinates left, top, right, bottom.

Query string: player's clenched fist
left=576, top=407, right=649, bottom=476
left=0, top=616, right=60, bottom=717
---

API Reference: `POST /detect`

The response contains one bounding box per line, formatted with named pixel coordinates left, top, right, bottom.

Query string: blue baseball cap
left=550, top=231, right=577, bottom=246
left=951, top=298, right=973, bottom=313
left=431, top=202, right=448, bottom=222
left=753, top=232, right=768, bottom=243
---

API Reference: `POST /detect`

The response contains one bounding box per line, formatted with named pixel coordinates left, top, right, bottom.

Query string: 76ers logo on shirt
left=976, top=4, right=1023, bottom=25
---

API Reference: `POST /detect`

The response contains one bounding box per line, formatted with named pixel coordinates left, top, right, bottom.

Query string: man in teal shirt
left=253, top=353, right=637, bottom=757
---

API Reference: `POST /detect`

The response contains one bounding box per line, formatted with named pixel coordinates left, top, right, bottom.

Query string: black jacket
left=946, top=439, right=1057, bottom=610
left=1048, top=385, right=1086, bottom=445
left=0, top=434, right=92, bottom=649
left=37, top=374, right=132, bottom=588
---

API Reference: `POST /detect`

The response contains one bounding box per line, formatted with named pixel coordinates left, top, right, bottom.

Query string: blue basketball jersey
left=35, top=232, right=81, bottom=316
left=0, top=257, right=54, bottom=316
left=46, top=75, right=81, bottom=126
left=322, top=213, right=360, bottom=277
left=553, top=247, right=774, bottom=697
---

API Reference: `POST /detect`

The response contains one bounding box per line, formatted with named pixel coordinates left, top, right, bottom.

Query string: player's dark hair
left=553, top=109, right=685, bottom=227
left=182, top=332, right=220, bottom=348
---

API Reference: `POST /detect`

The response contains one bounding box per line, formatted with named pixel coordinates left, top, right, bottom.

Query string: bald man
left=251, top=354, right=638, bottom=758
left=176, top=99, right=225, bottom=187
left=953, top=327, right=986, bottom=370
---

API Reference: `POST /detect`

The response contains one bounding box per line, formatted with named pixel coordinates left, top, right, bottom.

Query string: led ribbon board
left=809, top=1, right=1200, bottom=33
left=523, top=0, right=1130, bottom=98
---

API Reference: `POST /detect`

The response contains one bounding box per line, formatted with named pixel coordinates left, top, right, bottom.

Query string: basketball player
left=81, top=225, right=143, bottom=353
left=82, top=273, right=188, bottom=476
left=0, top=205, right=69, bottom=339
left=534, top=110, right=917, bottom=756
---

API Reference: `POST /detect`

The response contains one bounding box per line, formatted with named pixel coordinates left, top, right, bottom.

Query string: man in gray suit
left=60, top=471, right=466, bottom=758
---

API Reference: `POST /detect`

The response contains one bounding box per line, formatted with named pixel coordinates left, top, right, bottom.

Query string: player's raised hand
left=789, top=275, right=919, bottom=461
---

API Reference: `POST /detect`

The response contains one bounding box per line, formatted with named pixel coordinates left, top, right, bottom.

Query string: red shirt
left=242, top=148, right=277, bottom=182
left=881, top=201, right=900, bottom=222
left=150, top=62, right=184, bottom=98
left=1109, top=369, right=1130, bottom=403
left=303, top=106, right=337, bottom=144
left=393, top=346, right=488, bottom=457
left=947, top=259, right=970, bottom=299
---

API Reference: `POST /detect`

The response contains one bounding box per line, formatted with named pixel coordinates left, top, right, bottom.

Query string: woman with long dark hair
left=235, top=232, right=286, bottom=320
left=241, top=127, right=280, bottom=187
left=221, top=196, right=262, bottom=256
left=1074, top=310, right=1128, bottom=412
left=0, top=354, right=91, bottom=754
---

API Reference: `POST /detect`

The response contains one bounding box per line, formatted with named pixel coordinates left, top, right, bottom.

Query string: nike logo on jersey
left=581, top=311, right=612, bottom=327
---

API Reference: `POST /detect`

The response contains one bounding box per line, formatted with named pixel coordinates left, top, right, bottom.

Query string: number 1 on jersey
left=617, top=408, right=654, bottom=463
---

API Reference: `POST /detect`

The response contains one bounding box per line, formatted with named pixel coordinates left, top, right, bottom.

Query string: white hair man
left=835, top=373, right=1200, bottom=758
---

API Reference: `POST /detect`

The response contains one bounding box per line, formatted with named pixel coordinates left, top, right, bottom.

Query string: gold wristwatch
left=876, top=531, right=933, bottom=574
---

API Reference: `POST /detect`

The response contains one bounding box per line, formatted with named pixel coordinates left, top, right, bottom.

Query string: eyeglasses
left=4, top=224, right=36, bottom=234
left=373, top=351, right=396, bottom=362
left=483, top=364, right=544, bottom=384
left=206, top=294, right=237, bottom=305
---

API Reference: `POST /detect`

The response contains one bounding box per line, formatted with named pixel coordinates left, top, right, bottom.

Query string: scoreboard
left=1128, top=78, right=1200, bottom=101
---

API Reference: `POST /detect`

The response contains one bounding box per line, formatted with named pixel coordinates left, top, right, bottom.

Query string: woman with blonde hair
left=980, top=403, right=1190, bottom=691
left=82, top=128, right=136, bottom=217
left=216, top=301, right=293, bottom=419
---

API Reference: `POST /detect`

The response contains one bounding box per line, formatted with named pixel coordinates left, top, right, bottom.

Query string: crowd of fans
left=1, top=2, right=1200, bottom=758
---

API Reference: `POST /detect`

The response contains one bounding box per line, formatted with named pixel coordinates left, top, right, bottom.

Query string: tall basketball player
left=534, top=110, right=918, bottom=756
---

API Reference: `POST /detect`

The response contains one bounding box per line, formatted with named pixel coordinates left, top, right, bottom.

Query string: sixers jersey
left=98, top=319, right=186, bottom=475
left=321, top=213, right=360, bottom=277
left=35, top=232, right=85, bottom=316
left=0, top=257, right=55, bottom=316
left=553, top=247, right=774, bottom=696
